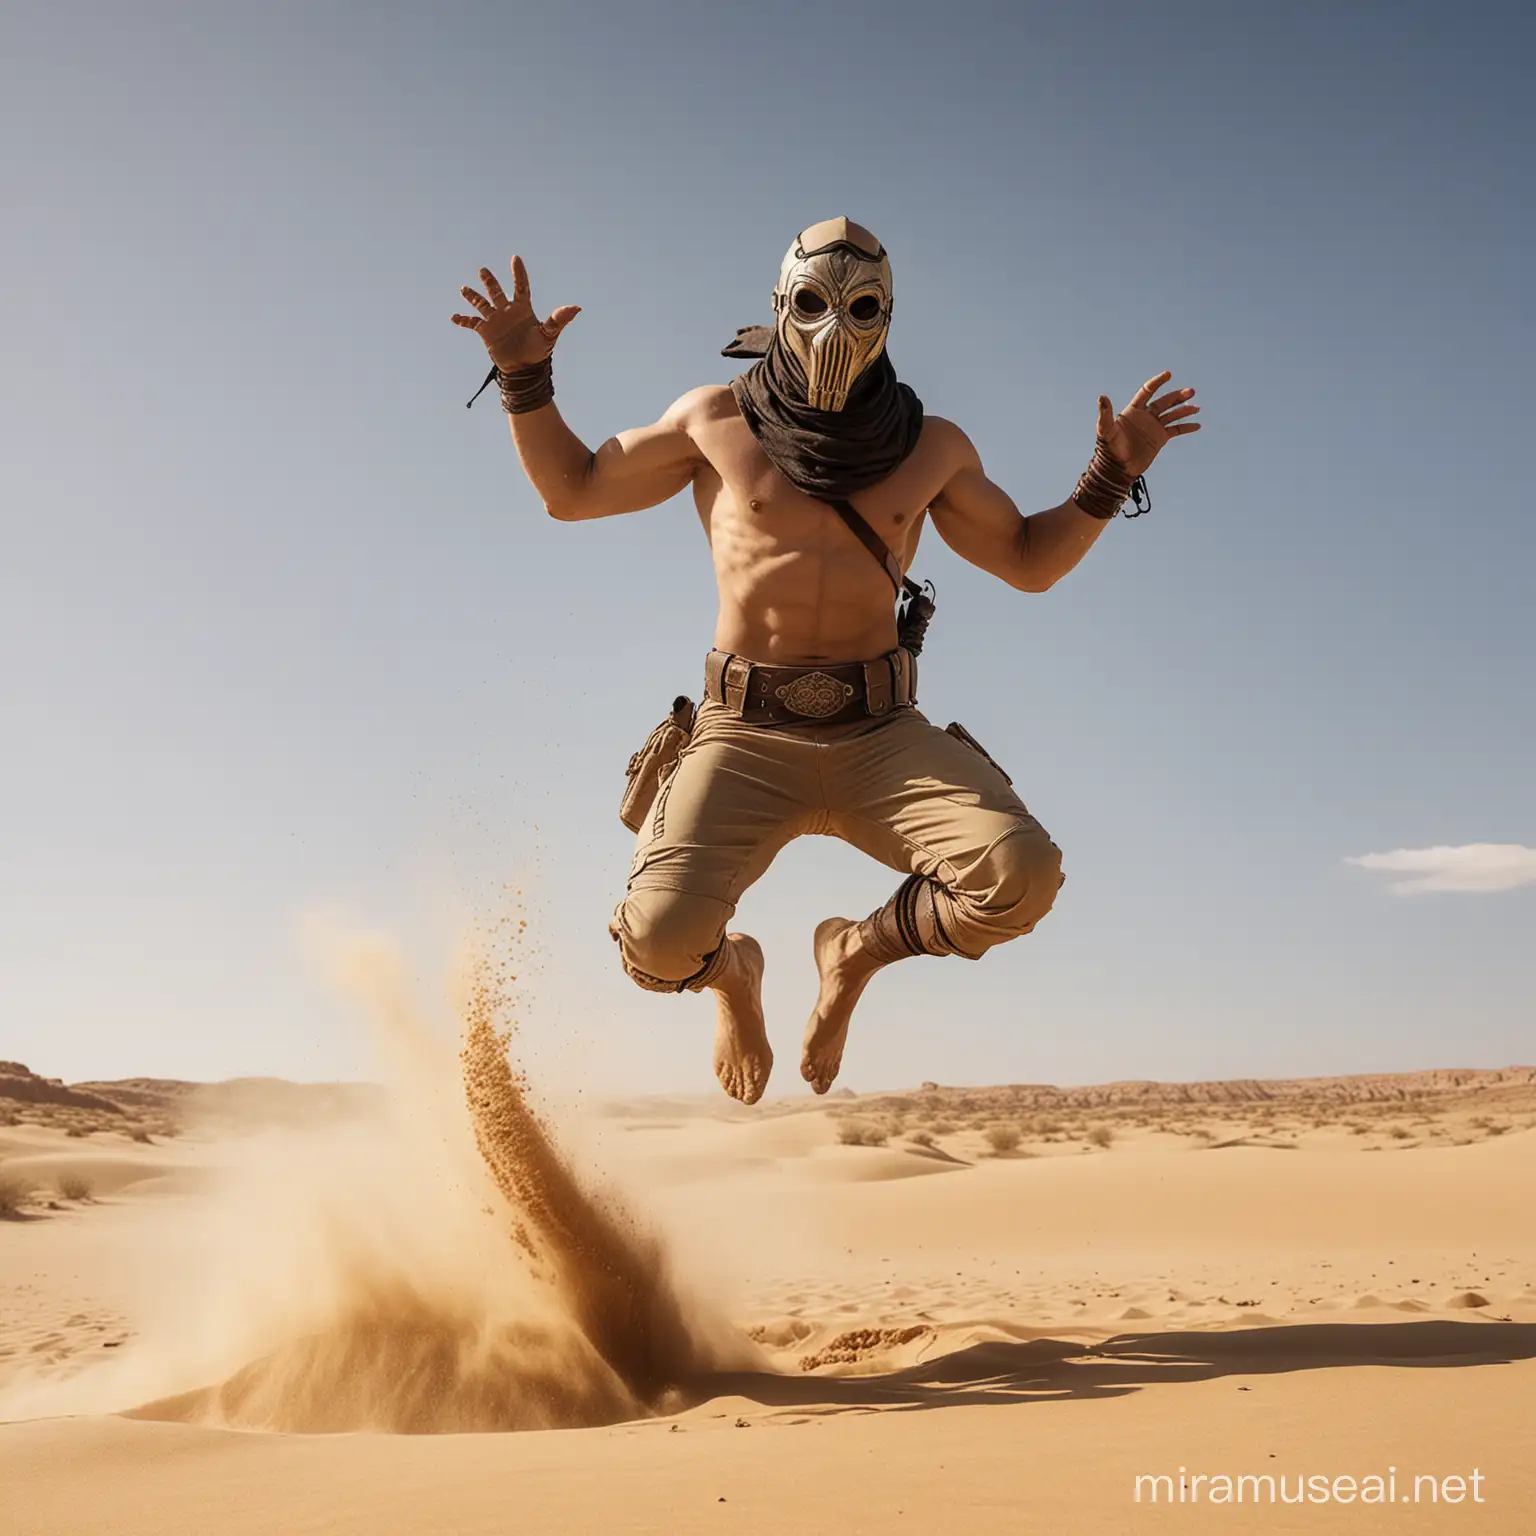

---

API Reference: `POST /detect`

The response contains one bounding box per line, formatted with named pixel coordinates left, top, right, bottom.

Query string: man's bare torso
left=679, top=385, right=964, bottom=665
left=451, top=254, right=1195, bottom=674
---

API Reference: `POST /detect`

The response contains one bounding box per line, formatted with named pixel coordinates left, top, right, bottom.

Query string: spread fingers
left=459, top=285, right=494, bottom=316
left=450, top=312, right=484, bottom=330
left=479, top=266, right=508, bottom=305
left=1129, top=369, right=1173, bottom=409
left=1149, top=385, right=1195, bottom=415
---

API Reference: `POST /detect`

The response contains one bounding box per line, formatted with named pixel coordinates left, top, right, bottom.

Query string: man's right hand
left=450, top=255, right=581, bottom=371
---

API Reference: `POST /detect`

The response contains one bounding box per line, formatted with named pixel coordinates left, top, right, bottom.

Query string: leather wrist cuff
left=1072, top=435, right=1135, bottom=520
left=497, top=357, right=555, bottom=415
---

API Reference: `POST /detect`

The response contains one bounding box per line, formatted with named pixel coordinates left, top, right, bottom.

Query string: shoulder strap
left=828, top=496, right=936, bottom=657
left=827, top=497, right=921, bottom=601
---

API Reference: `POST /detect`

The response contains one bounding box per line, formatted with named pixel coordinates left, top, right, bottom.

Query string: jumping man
left=452, top=218, right=1200, bottom=1104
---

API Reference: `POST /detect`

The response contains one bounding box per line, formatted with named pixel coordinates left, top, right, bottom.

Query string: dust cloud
left=6, top=914, right=744, bottom=1434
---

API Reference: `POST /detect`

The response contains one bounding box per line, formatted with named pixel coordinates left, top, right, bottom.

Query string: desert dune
left=3, top=1039, right=1534, bottom=1533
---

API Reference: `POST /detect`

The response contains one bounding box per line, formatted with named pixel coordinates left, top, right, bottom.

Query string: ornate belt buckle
left=775, top=671, right=855, bottom=719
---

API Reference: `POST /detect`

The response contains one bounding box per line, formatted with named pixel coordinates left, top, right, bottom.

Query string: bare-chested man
left=452, top=218, right=1199, bottom=1105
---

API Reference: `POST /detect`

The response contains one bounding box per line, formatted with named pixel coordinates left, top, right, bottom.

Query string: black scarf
left=723, top=326, right=924, bottom=500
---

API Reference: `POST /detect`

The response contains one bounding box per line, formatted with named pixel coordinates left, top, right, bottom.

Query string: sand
left=3, top=1026, right=1534, bottom=1531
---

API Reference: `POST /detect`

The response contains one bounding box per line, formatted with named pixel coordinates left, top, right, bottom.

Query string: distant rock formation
left=1, top=1062, right=382, bottom=1129
left=0, top=1062, right=122, bottom=1114
left=840, top=1066, right=1536, bottom=1118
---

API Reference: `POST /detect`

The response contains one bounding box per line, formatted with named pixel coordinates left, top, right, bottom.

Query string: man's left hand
left=1096, top=370, right=1201, bottom=479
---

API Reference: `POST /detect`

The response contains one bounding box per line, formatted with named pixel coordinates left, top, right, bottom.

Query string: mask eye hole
left=793, top=288, right=828, bottom=317
left=848, top=295, right=882, bottom=321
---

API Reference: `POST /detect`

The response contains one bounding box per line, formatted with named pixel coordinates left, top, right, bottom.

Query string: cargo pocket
left=619, top=696, right=695, bottom=832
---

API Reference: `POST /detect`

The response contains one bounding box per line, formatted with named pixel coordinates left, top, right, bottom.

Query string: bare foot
left=801, top=918, right=886, bottom=1094
left=710, top=933, right=772, bottom=1104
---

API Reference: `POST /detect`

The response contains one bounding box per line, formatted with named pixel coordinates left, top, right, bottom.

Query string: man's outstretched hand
left=1096, top=370, right=1201, bottom=479
left=450, top=255, right=581, bottom=372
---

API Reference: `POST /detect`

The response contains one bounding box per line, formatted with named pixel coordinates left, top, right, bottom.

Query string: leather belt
left=703, top=648, right=916, bottom=727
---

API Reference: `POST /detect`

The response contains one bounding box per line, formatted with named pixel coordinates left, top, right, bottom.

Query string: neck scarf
left=724, top=328, right=924, bottom=500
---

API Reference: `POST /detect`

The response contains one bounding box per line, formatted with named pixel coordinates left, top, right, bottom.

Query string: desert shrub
left=56, top=1175, right=92, bottom=1202
left=928, top=1119, right=958, bottom=1135
left=1086, top=1124, right=1115, bottom=1149
left=907, top=1129, right=936, bottom=1149
left=65, top=1126, right=93, bottom=1138
left=1483, top=1122, right=1511, bottom=1137
left=1388, top=1125, right=1413, bottom=1140
left=128, top=1129, right=153, bottom=1145
left=1027, top=1115, right=1063, bottom=1136
left=0, top=1173, right=33, bottom=1218
left=984, top=1123, right=1022, bottom=1155
left=837, top=1118, right=888, bottom=1148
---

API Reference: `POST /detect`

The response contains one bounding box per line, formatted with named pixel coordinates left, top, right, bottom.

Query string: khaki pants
left=609, top=700, right=1063, bottom=991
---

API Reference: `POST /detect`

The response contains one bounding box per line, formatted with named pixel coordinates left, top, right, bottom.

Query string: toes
left=717, top=1060, right=770, bottom=1105
left=800, top=1051, right=836, bottom=1095
left=717, top=1055, right=769, bottom=1105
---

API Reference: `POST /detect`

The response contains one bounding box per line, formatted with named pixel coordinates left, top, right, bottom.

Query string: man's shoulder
left=662, top=383, right=741, bottom=433
left=919, top=414, right=981, bottom=469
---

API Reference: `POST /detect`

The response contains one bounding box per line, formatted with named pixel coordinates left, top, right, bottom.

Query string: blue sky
left=2, top=0, right=1531, bottom=1095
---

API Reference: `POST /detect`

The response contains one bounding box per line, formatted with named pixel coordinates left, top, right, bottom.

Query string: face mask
left=772, top=218, right=893, bottom=412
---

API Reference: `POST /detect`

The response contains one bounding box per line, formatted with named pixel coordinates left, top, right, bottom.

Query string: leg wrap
left=858, top=873, right=963, bottom=964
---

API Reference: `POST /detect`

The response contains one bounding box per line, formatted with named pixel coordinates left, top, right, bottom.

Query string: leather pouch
left=944, top=720, right=1013, bottom=784
left=620, top=696, right=696, bottom=831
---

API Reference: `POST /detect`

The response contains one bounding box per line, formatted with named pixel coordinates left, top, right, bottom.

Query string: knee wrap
left=858, top=873, right=961, bottom=963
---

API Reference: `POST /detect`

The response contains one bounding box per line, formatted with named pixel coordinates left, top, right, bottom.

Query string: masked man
left=452, top=218, right=1199, bottom=1104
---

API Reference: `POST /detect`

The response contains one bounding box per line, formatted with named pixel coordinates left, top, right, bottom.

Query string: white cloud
left=1346, top=843, right=1536, bottom=895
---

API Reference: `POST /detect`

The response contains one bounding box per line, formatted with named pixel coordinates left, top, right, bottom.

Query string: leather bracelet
left=497, top=357, right=555, bottom=415
left=1072, top=435, right=1135, bottom=520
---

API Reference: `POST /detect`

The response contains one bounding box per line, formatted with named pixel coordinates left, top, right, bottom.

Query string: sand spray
left=0, top=908, right=746, bottom=1432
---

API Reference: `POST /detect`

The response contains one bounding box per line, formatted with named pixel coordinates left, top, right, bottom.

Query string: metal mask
left=772, top=217, right=893, bottom=412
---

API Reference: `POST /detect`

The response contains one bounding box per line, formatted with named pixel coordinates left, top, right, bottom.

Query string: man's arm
left=928, top=374, right=1200, bottom=591
left=509, top=390, right=705, bottom=522
left=451, top=254, right=703, bottom=521
left=928, top=428, right=1110, bottom=594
